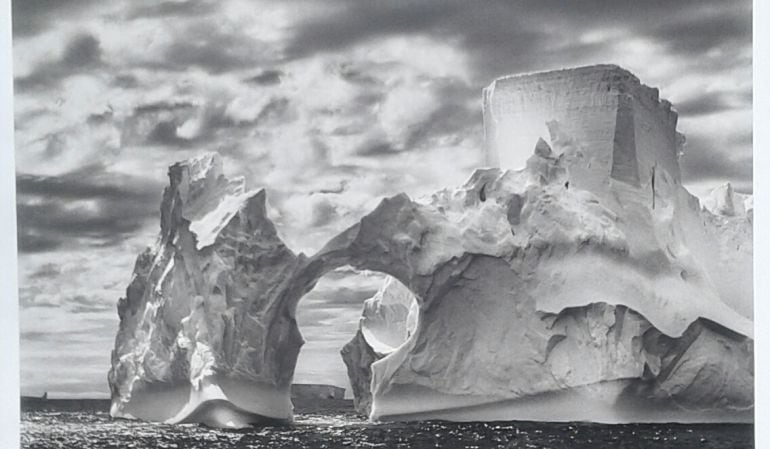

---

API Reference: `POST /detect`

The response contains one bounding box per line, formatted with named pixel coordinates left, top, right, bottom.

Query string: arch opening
left=291, top=266, right=419, bottom=416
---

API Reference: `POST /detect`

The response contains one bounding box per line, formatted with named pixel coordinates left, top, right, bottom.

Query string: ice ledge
left=371, top=383, right=753, bottom=424
left=489, top=64, right=634, bottom=84
left=111, top=376, right=293, bottom=429
left=485, top=64, right=677, bottom=119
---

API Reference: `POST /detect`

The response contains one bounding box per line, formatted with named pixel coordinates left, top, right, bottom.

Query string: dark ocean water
left=21, top=410, right=753, bottom=449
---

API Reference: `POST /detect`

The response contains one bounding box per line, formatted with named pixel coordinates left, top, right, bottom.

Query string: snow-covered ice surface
left=109, top=65, right=752, bottom=428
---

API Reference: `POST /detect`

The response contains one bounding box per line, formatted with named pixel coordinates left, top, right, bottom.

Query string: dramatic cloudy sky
left=13, top=0, right=752, bottom=398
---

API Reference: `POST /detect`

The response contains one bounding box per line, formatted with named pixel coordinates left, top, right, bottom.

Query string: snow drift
left=109, top=65, right=753, bottom=427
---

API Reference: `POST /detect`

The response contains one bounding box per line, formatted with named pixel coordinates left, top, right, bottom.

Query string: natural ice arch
left=285, top=266, right=420, bottom=395
left=257, top=190, right=483, bottom=410
left=107, top=154, right=474, bottom=428
left=291, top=268, right=387, bottom=389
left=292, top=270, right=418, bottom=410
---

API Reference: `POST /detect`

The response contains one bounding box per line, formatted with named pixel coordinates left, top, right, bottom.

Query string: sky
left=12, top=0, right=752, bottom=398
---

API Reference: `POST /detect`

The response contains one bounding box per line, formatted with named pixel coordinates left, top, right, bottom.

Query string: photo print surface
left=13, top=1, right=753, bottom=447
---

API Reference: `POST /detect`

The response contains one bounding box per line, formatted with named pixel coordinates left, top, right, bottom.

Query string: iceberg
left=109, top=65, right=753, bottom=427
left=108, top=154, right=302, bottom=428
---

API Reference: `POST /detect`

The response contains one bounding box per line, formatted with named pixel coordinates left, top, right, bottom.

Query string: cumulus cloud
left=14, top=33, right=104, bottom=91
left=154, top=24, right=275, bottom=73
left=282, top=0, right=750, bottom=82
left=28, top=263, right=62, bottom=279
left=16, top=164, right=163, bottom=253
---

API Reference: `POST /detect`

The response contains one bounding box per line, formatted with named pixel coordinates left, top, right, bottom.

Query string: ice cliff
left=109, top=65, right=753, bottom=427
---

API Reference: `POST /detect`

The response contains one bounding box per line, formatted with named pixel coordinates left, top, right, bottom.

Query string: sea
left=20, top=401, right=754, bottom=449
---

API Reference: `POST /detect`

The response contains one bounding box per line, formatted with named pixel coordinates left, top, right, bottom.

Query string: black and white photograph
left=6, top=0, right=763, bottom=447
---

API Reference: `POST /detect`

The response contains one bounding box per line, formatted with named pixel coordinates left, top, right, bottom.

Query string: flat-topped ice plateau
left=109, top=65, right=753, bottom=428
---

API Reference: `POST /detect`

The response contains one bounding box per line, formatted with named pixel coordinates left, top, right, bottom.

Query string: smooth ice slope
left=110, top=65, right=753, bottom=427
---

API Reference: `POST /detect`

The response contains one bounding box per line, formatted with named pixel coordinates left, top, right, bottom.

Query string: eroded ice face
left=359, top=277, right=418, bottom=355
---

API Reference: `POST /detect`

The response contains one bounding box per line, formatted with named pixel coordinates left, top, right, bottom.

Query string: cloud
left=17, top=232, right=63, bottom=254
left=68, top=295, right=114, bottom=313
left=646, top=5, right=751, bottom=54
left=14, top=33, right=104, bottom=91
left=19, top=291, right=112, bottom=314
left=281, top=0, right=752, bottom=84
left=11, top=0, right=100, bottom=37
left=111, top=73, right=139, bottom=89
left=677, top=95, right=737, bottom=117
left=123, top=0, right=217, bottom=20
left=16, top=200, right=152, bottom=251
left=145, top=121, right=192, bottom=146
left=133, top=100, right=196, bottom=116
left=282, top=1, right=549, bottom=83
left=16, top=164, right=163, bottom=252
left=284, top=1, right=465, bottom=58
left=18, top=289, right=59, bottom=309
left=674, top=88, right=752, bottom=117
left=245, top=69, right=284, bottom=86
left=62, top=33, right=102, bottom=66
left=140, top=22, right=278, bottom=74
left=16, top=165, right=156, bottom=201
left=29, top=263, right=62, bottom=279
left=680, top=134, right=753, bottom=183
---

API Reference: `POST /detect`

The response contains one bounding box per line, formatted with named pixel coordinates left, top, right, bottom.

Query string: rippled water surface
left=21, top=411, right=753, bottom=449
